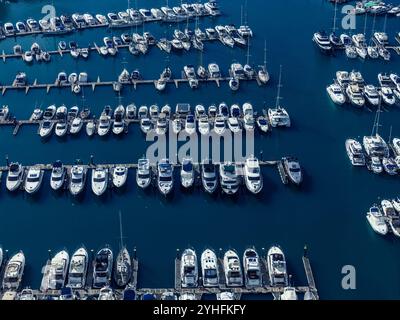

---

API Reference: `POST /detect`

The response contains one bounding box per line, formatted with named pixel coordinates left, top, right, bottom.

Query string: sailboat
left=367, top=13, right=379, bottom=58
left=114, top=212, right=132, bottom=287
left=243, top=36, right=255, bottom=78
left=257, top=40, right=270, bottom=84
left=268, top=65, right=291, bottom=127
left=363, top=105, right=389, bottom=160
left=329, top=0, right=343, bottom=47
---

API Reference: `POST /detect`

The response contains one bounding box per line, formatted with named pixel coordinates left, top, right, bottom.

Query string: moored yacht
left=180, top=158, right=195, bottom=188
left=382, top=200, right=400, bottom=237
left=267, top=246, right=288, bottom=287
left=213, top=116, right=226, bottom=135
left=313, top=31, right=332, bottom=52
left=97, top=114, right=111, bottom=136
left=91, top=167, right=108, bottom=196
left=364, top=85, right=381, bottom=106
left=114, top=247, right=131, bottom=287
left=67, top=247, right=88, bottom=289
left=380, top=87, right=396, bottom=106
left=201, top=249, right=219, bottom=287
left=366, top=205, right=388, bottom=235
left=382, top=157, right=398, bottom=175
left=6, top=162, right=24, bottom=192
left=219, top=162, right=239, bottom=195
left=346, top=84, right=365, bottom=107
left=112, top=166, right=128, bottom=188
left=47, top=250, right=69, bottom=290
left=24, top=167, right=43, bottom=194
left=136, top=158, right=151, bottom=189
left=2, top=251, right=25, bottom=290
left=345, top=139, right=365, bottom=166
left=243, top=248, right=262, bottom=287
left=50, top=160, right=66, bottom=190
left=280, top=287, right=298, bottom=300
left=326, top=82, right=346, bottom=105
left=69, top=165, right=86, bottom=196
left=93, top=247, right=113, bottom=288
left=181, top=248, right=198, bottom=288
left=198, top=116, right=210, bottom=135
left=283, top=157, right=302, bottom=185
left=224, top=250, right=243, bottom=287
left=157, top=159, right=174, bottom=196
left=244, top=156, right=263, bottom=194
left=363, top=134, right=389, bottom=158
left=201, top=159, right=218, bottom=194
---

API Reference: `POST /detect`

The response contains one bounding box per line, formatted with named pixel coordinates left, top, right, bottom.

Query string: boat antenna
left=332, top=0, right=338, bottom=33
left=246, top=35, right=251, bottom=65
left=118, top=210, right=124, bottom=249
left=275, top=65, right=283, bottom=109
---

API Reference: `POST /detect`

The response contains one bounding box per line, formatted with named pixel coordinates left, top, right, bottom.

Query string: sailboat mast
left=244, top=0, right=248, bottom=25
left=363, top=12, right=368, bottom=36
left=275, top=65, right=282, bottom=109
left=119, top=211, right=124, bottom=249
left=332, top=0, right=337, bottom=32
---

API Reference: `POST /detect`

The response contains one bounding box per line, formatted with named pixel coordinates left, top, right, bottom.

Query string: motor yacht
left=47, top=250, right=69, bottom=290
left=392, top=138, right=400, bottom=156
left=155, top=113, right=168, bottom=135
left=67, top=247, right=88, bottom=289
left=185, top=115, right=196, bottom=135
left=243, top=114, right=255, bottom=131
left=345, top=139, right=365, bottom=166
left=39, top=120, right=54, bottom=138
left=243, top=248, right=262, bottom=287
left=244, top=156, right=263, bottom=194
left=112, top=105, right=125, bottom=135
left=267, top=246, right=288, bottom=287
left=230, top=63, right=245, bottom=79
left=257, top=116, right=269, bottom=133
left=283, top=157, right=302, bottom=185
left=382, top=200, right=400, bottom=237
left=180, top=158, right=194, bottom=188
left=367, top=45, right=379, bottom=59
left=208, top=105, right=217, bottom=118
left=313, top=31, right=332, bottom=52
left=219, top=162, right=239, bottom=195
left=379, top=46, right=390, bottom=61
left=382, top=157, right=398, bottom=175
left=380, top=87, right=396, bottom=106
left=201, top=249, right=219, bottom=287
left=327, top=82, right=346, bottom=105
left=2, top=251, right=25, bottom=290
left=157, top=159, right=174, bottom=196
left=201, top=159, right=218, bottom=194
left=136, top=158, right=151, bottom=189
left=336, top=71, right=350, bottom=88
left=86, top=121, right=95, bottom=137
left=24, top=167, right=43, bottom=194
left=91, top=167, right=108, bottom=196
left=69, top=165, right=86, bottom=196
left=112, top=166, right=128, bottom=188
left=390, top=73, right=400, bottom=92
left=140, top=118, right=152, bottom=134
left=364, top=85, right=381, bottom=106
left=363, top=134, right=389, bottom=158
left=6, top=162, right=24, bottom=192
left=228, top=117, right=241, bottom=133
left=346, top=84, right=365, bottom=107
left=213, top=116, right=226, bottom=135
left=69, top=117, right=83, bottom=135
left=50, top=160, right=66, bottom=191
left=181, top=249, right=198, bottom=288
left=224, top=250, right=243, bottom=287
left=172, top=118, right=182, bottom=134
left=93, top=247, right=113, bottom=288
left=97, top=114, right=111, bottom=136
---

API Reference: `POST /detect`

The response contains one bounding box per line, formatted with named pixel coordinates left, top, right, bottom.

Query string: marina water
left=0, top=0, right=400, bottom=299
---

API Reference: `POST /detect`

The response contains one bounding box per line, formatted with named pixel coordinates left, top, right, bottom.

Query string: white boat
left=214, top=116, right=226, bottom=135
left=366, top=205, right=388, bottom=235
left=155, top=78, right=166, bottom=91
left=18, top=288, right=36, bottom=300
left=149, top=104, right=159, bottom=119
left=69, top=165, right=86, bottom=196
left=280, top=287, right=298, bottom=300
left=155, top=113, right=168, bottom=135
left=205, top=0, right=221, bottom=16
left=382, top=157, right=398, bottom=175
left=140, top=118, right=152, bottom=134
left=379, top=46, right=390, bottom=61
left=267, top=246, right=288, bottom=287
left=185, top=115, right=196, bottom=135
left=283, top=157, right=302, bottom=185
left=50, top=160, right=66, bottom=191
left=138, top=105, right=148, bottom=119
left=172, top=118, right=182, bottom=134
left=244, top=156, right=263, bottom=194
left=374, top=32, right=388, bottom=46
left=125, top=104, right=136, bottom=119
left=6, top=162, right=24, bottom=192
left=367, top=46, right=379, bottom=59
left=219, top=102, right=229, bottom=119
left=13, top=72, right=27, bottom=87
left=112, top=166, right=128, bottom=188
left=392, top=138, right=400, bottom=156
left=69, top=117, right=83, bottom=134
left=197, top=116, right=209, bottom=136
left=390, top=73, right=400, bottom=92
left=346, top=84, right=365, bottom=107
left=370, top=156, right=383, bottom=174
left=39, top=120, right=54, bottom=138
left=113, top=105, right=125, bottom=135
left=363, top=135, right=389, bottom=158
left=345, top=139, right=365, bottom=166
left=201, top=249, right=219, bottom=287
left=47, top=250, right=70, bottom=290
left=230, top=63, right=245, bottom=79
left=217, top=292, right=235, bottom=300
left=98, top=286, right=115, bottom=300
left=118, top=69, right=131, bottom=84
left=230, top=104, right=241, bottom=118
left=336, top=71, right=350, bottom=88
left=97, top=114, right=111, bottom=136
left=67, top=247, right=88, bottom=288
left=243, top=114, right=255, bottom=131
left=2, top=251, right=25, bottom=290
left=219, top=162, right=239, bottom=195
left=228, top=117, right=241, bottom=133
left=364, top=85, right=381, bottom=106
left=380, top=87, right=396, bottom=106
left=392, top=198, right=400, bottom=212
left=86, top=121, right=95, bottom=137
left=257, top=116, right=269, bottom=133
left=180, top=158, right=194, bottom=188
left=24, top=167, right=43, bottom=194
left=327, top=82, right=346, bottom=105
left=382, top=199, right=400, bottom=237
left=201, top=159, right=218, bottom=194
left=229, top=77, right=240, bottom=91
left=224, top=250, right=243, bottom=287
left=31, top=108, right=43, bottom=121
left=268, top=108, right=290, bottom=127
left=243, top=248, right=262, bottom=287
left=136, top=158, right=151, bottom=189
left=313, top=31, right=332, bottom=52
left=181, top=248, right=198, bottom=288
left=91, top=167, right=108, bottom=196
left=92, top=247, right=113, bottom=288
left=157, top=159, right=174, bottom=195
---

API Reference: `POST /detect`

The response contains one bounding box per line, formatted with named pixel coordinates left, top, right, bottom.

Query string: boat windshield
left=71, top=177, right=82, bottom=183
left=160, top=176, right=172, bottom=182
left=204, top=269, right=217, bottom=278
left=138, top=173, right=150, bottom=179
left=52, top=176, right=63, bottom=181
left=94, top=177, right=106, bottom=183
left=8, top=176, right=20, bottom=181
left=27, top=176, right=40, bottom=182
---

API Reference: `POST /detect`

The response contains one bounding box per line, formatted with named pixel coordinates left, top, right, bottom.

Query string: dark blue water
left=0, top=0, right=400, bottom=299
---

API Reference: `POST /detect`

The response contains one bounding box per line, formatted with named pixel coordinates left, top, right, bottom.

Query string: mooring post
left=133, top=246, right=137, bottom=260
left=219, top=248, right=222, bottom=258
left=48, top=249, right=52, bottom=260
left=260, top=150, right=263, bottom=161
left=91, top=249, right=94, bottom=259
left=5, top=154, right=9, bottom=167
left=90, top=155, right=94, bottom=166
left=303, top=244, right=308, bottom=258
left=176, top=248, right=180, bottom=258
left=5, top=249, right=8, bottom=260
